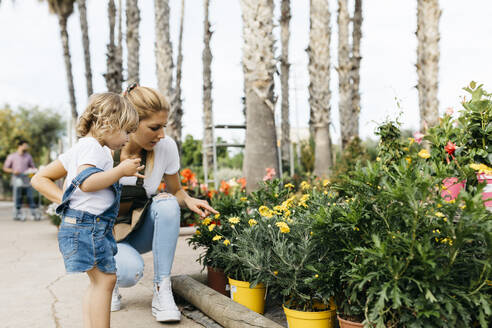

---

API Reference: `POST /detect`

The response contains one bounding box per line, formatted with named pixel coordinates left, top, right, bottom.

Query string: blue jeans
left=114, top=196, right=181, bottom=286
left=14, top=185, right=37, bottom=210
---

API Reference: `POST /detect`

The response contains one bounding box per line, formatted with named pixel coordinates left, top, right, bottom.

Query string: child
left=32, top=93, right=142, bottom=328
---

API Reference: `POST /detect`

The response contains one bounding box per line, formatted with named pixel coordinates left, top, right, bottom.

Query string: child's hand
left=118, top=158, right=145, bottom=178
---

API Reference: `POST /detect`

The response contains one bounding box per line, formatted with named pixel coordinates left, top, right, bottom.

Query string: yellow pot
left=283, top=304, right=336, bottom=328
left=228, top=277, right=266, bottom=314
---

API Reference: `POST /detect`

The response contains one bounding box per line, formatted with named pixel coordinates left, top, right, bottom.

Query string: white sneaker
left=151, top=277, right=181, bottom=322
left=111, top=284, right=122, bottom=312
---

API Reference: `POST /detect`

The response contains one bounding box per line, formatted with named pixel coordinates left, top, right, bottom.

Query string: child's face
left=103, top=129, right=129, bottom=150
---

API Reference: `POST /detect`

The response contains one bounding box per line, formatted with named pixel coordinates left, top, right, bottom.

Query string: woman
left=112, top=84, right=216, bottom=323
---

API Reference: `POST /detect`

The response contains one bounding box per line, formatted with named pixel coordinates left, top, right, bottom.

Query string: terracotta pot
left=441, top=177, right=466, bottom=201
left=338, top=315, right=364, bottom=328
left=207, top=266, right=229, bottom=296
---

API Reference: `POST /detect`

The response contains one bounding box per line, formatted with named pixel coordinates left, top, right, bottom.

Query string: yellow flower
left=223, top=239, right=230, bottom=246
left=275, top=221, right=290, bottom=233
left=284, top=209, right=291, bottom=217
left=444, top=199, right=456, bottom=204
left=208, top=224, right=216, bottom=231
left=460, top=204, right=466, bottom=210
left=437, top=203, right=442, bottom=208
left=195, top=230, right=201, bottom=235
left=408, top=137, right=415, bottom=145
left=443, top=217, right=448, bottom=222
left=214, top=213, right=220, bottom=219
left=418, top=149, right=430, bottom=159
left=403, top=147, right=409, bottom=152
left=273, top=271, right=278, bottom=276
left=202, top=217, right=212, bottom=225
left=322, top=179, right=330, bottom=187
left=470, top=163, right=492, bottom=174
left=300, top=181, right=310, bottom=190
left=259, top=206, right=274, bottom=218
left=240, top=197, right=248, bottom=202
left=212, top=235, right=222, bottom=241
left=405, top=157, right=412, bottom=164
left=323, top=190, right=328, bottom=195
left=376, top=157, right=381, bottom=162
left=310, top=231, right=313, bottom=235
left=353, top=227, right=360, bottom=231
left=274, top=193, right=279, bottom=198
left=435, top=212, right=445, bottom=218
left=314, top=274, right=319, bottom=278
left=248, top=219, right=258, bottom=226
left=284, top=183, right=295, bottom=189
left=228, top=217, right=240, bottom=224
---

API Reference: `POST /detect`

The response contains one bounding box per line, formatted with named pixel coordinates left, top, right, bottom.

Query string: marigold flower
left=406, top=157, right=412, bottom=164
left=376, top=157, right=381, bottom=162
left=435, top=212, right=445, bottom=218
left=214, top=213, right=220, bottom=219
left=273, top=271, right=278, bottom=276
left=275, top=221, right=290, bottom=233
left=314, top=274, right=319, bottom=278
left=300, top=181, right=310, bottom=190
left=469, top=163, right=492, bottom=174
left=195, top=230, right=201, bottom=235
left=322, top=179, right=330, bottom=187
left=418, top=149, right=430, bottom=159
left=208, top=224, right=216, bottom=231
left=202, top=218, right=212, bottom=225
left=248, top=219, right=257, bottom=226
left=259, top=206, right=273, bottom=218
left=284, top=183, right=295, bottom=189
left=240, top=197, right=248, bottom=202
left=444, top=141, right=457, bottom=156
left=228, top=217, right=240, bottom=224
left=408, top=137, right=415, bottom=145
left=212, top=235, right=222, bottom=241
left=223, top=239, right=230, bottom=246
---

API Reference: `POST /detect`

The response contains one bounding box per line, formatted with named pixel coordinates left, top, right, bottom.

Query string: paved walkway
left=0, top=205, right=207, bottom=328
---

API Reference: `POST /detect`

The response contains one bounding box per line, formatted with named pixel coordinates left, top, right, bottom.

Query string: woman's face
left=131, top=111, right=168, bottom=151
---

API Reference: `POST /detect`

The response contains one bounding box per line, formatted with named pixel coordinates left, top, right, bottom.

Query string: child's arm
left=31, top=160, right=67, bottom=204
left=78, top=158, right=145, bottom=193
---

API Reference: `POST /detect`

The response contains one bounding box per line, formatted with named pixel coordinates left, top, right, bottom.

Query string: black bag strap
left=114, top=149, right=147, bottom=186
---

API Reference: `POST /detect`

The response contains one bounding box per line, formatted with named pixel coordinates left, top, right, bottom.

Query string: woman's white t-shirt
left=59, top=137, right=115, bottom=215
left=119, top=136, right=180, bottom=197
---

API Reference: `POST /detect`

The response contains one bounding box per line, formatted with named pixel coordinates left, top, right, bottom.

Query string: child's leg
left=83, top=284, right=92, bottom=328
left=86, top=267, right=117, bottom=328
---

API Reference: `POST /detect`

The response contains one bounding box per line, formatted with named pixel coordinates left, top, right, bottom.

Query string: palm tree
left=155, top=0, right=174, bottom=103
left=202, top=0, right=213, bottom=175
left=350, top=0, right=362, bottom=139
left=280, top=0, right=291, bottom=170
left=126, top=0, right=140, bottom=84
left=308, top=0, right=333, bottom=177
left=240, top=0, right=279, bottom=191
left=416, top=0, right=440, bottom=133
left=337, top=0, right=352, bottom=150
left=76, top=0, right=93, bottom=96
left=167, top=0, right=185, bottom=147
left=104, top=0, right=123, bottom=93
left=43, top=0, right=77, bottom=144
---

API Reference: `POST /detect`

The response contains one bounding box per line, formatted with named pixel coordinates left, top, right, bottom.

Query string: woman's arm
left=31, top=160, right=67, bottom=204
left=163, top=172, right=217, bottom=218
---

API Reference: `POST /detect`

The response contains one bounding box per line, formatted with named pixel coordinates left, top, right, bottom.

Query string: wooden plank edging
left=171, top=275, right=284, bottom=328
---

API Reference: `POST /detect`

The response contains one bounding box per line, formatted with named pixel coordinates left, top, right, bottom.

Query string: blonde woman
left=111, top=84, right=217, bottom=322
left=31, top=93, right=141, bottom=328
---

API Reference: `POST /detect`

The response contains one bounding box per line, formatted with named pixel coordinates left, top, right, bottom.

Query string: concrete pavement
left=0, top=206, right=210, bottom=328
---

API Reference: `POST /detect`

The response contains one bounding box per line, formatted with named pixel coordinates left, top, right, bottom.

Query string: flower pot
left=477, top=173, right=492, bottom=208
left=441, top=177, right=466, bottom=201
left=207, top=266, right=229, bottom=297
left=337, top=315, right=364, bottom=328
left=283, top=304, right=336, bottom=328
left=228, top=277, right=266, bottom=314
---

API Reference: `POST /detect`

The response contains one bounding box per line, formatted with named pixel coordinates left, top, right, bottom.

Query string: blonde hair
left=123, top=86, right=170, bottom=175
left=76, top=93, right=139, bottom=141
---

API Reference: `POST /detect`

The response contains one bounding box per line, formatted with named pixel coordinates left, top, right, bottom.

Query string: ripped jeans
left=114, top=194, right=181, bottom=286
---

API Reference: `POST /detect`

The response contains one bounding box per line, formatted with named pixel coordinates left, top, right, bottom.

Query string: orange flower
left=237, top=177, right=247, bottom=189
left=181, top=168, right=196, bottom=184
left=219, top=180, right=230, bottom=195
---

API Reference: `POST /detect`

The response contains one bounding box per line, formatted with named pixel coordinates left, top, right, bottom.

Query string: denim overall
left=56, top=167, right=121, bottom=274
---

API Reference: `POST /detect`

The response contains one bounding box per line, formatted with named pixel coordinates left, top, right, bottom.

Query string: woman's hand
left=184, top=197, right=218, bottom=218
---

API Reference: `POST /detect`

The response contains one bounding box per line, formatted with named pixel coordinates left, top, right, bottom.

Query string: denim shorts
left=58, top=212, right=118, bottom=274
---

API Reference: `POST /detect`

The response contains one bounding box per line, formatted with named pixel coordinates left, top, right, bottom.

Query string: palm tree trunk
left=416, top=0, right=440, bottom=133
left=126, top=0, right=140, bottom=84
left=76, top=0, right=93, bottom=96
left=202, top=0, right=214, bottom=175
left=308, top=0, right=332, bottom=177
left=58, top=15, right=78, bottom=133
left=155, top=0, right=174, bottom=103
left=350, top=0, right=362, bottom=138
left=104, top=0, right=123, bottom=93
left=280, top=0, right=291, bottom=170
left=338, top=0, right=352, bottom=150
left=167, top=0, right=185, bottom=147
left=241, top=0, right=279, bottom=192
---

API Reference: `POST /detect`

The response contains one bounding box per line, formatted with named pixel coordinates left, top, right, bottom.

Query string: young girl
left=32, top=93, right=142, bottom=328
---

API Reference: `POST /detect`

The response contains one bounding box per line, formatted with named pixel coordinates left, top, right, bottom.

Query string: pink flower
left=263, top=168, right=276, bottom=181
left=413, top=132, right=424, bottom=145
left=445, top=107, right=454, bottom=116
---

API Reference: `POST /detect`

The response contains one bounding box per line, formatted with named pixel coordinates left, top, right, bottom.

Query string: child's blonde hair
left=77, top=92, right=139, bottom=141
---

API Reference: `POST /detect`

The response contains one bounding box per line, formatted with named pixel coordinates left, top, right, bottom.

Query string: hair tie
left=124, top=82, right=138, bottom=95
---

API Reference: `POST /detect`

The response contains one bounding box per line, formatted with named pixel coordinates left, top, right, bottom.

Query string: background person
left=3, top=139, right=39, bottom=220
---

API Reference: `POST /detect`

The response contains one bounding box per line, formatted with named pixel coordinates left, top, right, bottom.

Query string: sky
left=1, top=0, right=492, bottom=146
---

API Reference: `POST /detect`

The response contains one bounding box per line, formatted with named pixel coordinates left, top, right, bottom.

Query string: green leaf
left=425, top=289, right=437, bottom=303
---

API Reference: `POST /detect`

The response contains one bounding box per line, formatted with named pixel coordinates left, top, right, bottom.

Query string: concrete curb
left=179, top=226, right=197, bottom=236
left=171, top=275, right=283, bottom=328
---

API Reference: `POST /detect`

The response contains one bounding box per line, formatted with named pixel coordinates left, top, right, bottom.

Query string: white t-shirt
left=119, top=136, right=180, bottom=197
left=59, top=137, right=115, bottom=215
